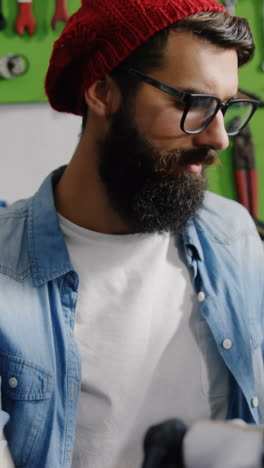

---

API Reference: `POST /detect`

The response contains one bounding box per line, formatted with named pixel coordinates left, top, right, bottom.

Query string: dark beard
left=97, top=103, right=217, bottom=234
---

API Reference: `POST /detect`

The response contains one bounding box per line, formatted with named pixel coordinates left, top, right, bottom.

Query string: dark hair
left=82, top=11, right=255, bottom=131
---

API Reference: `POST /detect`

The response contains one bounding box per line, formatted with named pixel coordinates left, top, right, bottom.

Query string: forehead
left=155, top=30, right=239, bottom=99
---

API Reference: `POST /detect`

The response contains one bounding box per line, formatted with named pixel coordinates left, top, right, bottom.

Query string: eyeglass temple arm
left=127, top=68, right=185, bottom=100
left=238, top=88, right=264, bottom=107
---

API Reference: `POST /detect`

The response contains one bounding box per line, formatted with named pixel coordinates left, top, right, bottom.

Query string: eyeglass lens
left=184, top=96, right=218, bottom=133
left=184, top=97, right=254, bottom=135
left=223, top=102, right=254, bottom=135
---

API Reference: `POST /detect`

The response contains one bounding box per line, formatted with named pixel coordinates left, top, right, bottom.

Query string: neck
left=55, top=134, right=131, bottom=235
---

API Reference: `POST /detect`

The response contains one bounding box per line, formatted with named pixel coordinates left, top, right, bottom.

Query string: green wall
left=208, top=0, right=264, bottom=220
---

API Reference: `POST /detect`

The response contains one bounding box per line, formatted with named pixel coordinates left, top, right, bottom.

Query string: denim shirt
left=0, top=166, right=264, bottom=468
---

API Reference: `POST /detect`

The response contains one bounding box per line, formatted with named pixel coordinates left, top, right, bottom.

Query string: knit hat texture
left=45, top=0, right=227, bottom=116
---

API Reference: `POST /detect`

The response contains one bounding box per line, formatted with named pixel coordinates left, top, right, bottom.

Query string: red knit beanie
left=45, top=0, right=227, bottom=116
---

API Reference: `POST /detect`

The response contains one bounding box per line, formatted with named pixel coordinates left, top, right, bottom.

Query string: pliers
left=232, top=124, right=258, bottom=219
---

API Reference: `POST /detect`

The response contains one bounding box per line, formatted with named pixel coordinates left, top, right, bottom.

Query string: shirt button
left=187, top=247, right=193, bottom=258
left=222, top=338, right=233, bottom=350
left=251, top=396, right=259, bottom=408
left=8, top=377, right=18, bottom=389
left=197, top=291, right=205, bottom=302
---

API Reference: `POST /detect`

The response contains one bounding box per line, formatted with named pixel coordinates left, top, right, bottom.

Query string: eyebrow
left=180, top=86, right=208, bottom=94
left=172, top=85, right=237, bottom=101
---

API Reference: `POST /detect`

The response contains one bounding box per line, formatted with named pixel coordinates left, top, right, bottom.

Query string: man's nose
left=192, top=111, right=229, bottom=151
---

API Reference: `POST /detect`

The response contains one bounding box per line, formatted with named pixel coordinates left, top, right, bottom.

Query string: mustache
left=156, top=146, right=219, bottom=175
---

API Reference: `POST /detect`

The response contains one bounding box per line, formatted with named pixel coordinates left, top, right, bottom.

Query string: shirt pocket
left=0, top=352, right=53, bottom=468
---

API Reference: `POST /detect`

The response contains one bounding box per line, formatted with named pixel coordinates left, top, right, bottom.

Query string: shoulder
left=0, top=197, right=30, bottom=238
left=196, top=191, right=259, bottom=243
left=0, top=197, right=32, bottom=281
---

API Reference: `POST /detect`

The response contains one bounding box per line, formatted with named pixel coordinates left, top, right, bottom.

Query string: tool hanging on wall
left=15, top=0, right=37, bottom=36
left=0, top=0, right=7, bottom=30
left=0, top=54, right=30, bottom=79
left=51, top=0, right=70, bottom=30
left=255, top=219, right=264, bottom=241
left=222, top=0, right=237, bottom=15
left=232, top=124, right=258, bottom=219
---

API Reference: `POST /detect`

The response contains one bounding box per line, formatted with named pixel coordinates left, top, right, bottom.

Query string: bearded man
left=0, top=1, right=263, bottom=467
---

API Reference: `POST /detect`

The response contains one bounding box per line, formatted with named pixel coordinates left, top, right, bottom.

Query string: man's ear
left=84, top=75, right=120, bottom=117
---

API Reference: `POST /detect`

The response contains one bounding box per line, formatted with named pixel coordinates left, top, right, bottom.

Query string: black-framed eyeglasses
left=124, top=68, right=260, bottom=136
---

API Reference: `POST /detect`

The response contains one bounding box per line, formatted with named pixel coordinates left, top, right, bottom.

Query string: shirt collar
left=28, top=165, right=203, bottom=287
left=28, top=166, right=73, bottom=287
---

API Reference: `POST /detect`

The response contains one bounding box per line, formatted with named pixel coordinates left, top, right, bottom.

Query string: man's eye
left=191, top=97, right=216, bottom=110
left=191, top=98, right=209, bottom=109
left=173, top=99, right=185, bottom=110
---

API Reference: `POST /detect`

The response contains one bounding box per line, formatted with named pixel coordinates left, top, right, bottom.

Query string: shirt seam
left=194, top=227, right=258, bottom=245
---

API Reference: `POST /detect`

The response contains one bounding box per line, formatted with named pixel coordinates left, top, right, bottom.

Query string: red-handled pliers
left=232, top=124, right=258, bottom=219
left=51, top=0, right=70, bottom=30
left=15, top=0, right=37, bottom=36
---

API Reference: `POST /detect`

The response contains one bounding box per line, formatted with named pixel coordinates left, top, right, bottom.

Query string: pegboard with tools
left=0, top=0, right=80, bottom=103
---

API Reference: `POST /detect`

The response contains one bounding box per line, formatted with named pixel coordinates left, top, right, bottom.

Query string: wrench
left=0, top=0, right=7, bottom=30
left=15, top=0, right=37, bottom=36
left=51, top=0, right=70, bottom=30
left=223, top=0, right=237, bottom=15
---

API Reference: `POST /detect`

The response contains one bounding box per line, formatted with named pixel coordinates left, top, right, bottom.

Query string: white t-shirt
left=0, top=437, right=15, bottom=468
left=59, top=215, right=229, bottom=468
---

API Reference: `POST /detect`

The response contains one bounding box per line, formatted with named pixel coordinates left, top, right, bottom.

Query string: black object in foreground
left=141, top=419, right=187, bottom=468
